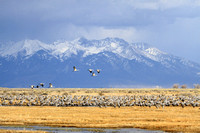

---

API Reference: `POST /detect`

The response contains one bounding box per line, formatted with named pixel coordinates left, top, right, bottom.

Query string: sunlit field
left=0, top=88, right=199, bottom=132
left=0, top=87, right=199, bottom=96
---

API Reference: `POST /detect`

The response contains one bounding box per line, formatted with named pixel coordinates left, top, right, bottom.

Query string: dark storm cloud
left=1, top=0, right=200, bottom=63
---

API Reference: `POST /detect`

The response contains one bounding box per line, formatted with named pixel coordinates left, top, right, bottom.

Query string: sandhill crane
left=49, top=83, right=53, bottom=88
left=96, top=69, right=101, bottom=73
left=40, top=83, right=44, bottom=87
left=88, top=69, right=93, bottom=73
left=30, top=85, right=34, bottom=89
left=73, top=66, right=79, bottom=72
left=92, top=72, right=97, bottom=76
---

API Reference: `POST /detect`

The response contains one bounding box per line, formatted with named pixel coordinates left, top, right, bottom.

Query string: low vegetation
left=0, top=87, right=199, bottom=132
left=0, top=87, right=199, bottom=96
left=0, top=106, right=199, bottom=132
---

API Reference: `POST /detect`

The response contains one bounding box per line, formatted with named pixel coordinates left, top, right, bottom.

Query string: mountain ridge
left=0, top=38, right=200, bottom=88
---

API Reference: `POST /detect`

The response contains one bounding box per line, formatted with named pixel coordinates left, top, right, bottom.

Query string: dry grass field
left=0, top=88, right=200, bottom=132
left=0, top=87, right=199, bottom=96
left=0, top=106, right=200, bottom=132
left=0, top=129, right=47, bottom=133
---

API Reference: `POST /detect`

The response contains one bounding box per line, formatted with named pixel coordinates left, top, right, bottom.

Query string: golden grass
left=0, top=87, right=199, bottom=96
left=0, top=106, right=199, bottom=132
left=0, top=129, right=47, bottom=133
left=0, top=88, right=200, bottom=132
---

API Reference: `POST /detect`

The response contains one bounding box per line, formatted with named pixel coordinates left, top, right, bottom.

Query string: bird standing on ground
left=30, top=85, right=34, bottom=89
left=40, top=83, right=44, bottom=87
left=49, top=83, right=53, bottom=88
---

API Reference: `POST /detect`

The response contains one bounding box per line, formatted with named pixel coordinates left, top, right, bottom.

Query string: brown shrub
left=62, top=92, right=69, bottom=96
left=181, top=84, right=187, bottom=89
left=98, top=91, right=104, bottom=96
left=194, top=84, right=200, bottom=89
left=173, top=84, right=179, bottom=89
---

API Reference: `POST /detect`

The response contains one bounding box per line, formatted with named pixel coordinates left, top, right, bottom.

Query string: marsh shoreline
left=0, top=125, right=163, bottom=133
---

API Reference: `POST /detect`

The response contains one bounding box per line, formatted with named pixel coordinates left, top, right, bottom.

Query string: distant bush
left=173, top=84, right=179, bottom=89
left=128, top=90, right=134, bottom=93
left=181, top=84, right=187, bottom=89
left=181, top=93, right=193, bottom=97
left=70, top=90, right=76, bottom=93
left=23, top=92, right=29, bottom=95
left=101, top=90, right=110, bottom=93
left=194, top=84, right=200, bottom=89
left=42, top=92, right=48, bottom=95
left=11, top=92, right=17, bottom=96
left=85, top=90, right=93, bottom=93
left=62, top=92, right=69, bottom=96
left=98, top=91, right=104, bottom=96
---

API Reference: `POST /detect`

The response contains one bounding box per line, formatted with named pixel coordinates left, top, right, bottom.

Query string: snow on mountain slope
left=0, top=40, right=52, bottom=58
left=1, top=37, right=200, bottom=88
left=0, top=38, right=160, bottom=59
left=0, top=37, right=199, bottom=69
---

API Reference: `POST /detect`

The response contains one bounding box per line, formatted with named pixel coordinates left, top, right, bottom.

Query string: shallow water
left=0, top=125, right=163, bottom=133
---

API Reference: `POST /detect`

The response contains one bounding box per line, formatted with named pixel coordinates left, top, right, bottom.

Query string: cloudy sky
left=1, top=0, right=200, bottom=63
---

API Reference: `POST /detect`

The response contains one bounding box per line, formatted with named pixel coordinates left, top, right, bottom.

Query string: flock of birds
left=0, top=94, right=199, bottom=108
left=30, top=66, right=101, bottom=89
left=30, top=83, right=52, bottom=89
left=22, top=66, right=199, bottom=109
left=73, top=66, right=101, bottom=77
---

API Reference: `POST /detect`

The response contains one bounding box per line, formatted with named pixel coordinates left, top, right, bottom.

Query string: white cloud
left=129, top=1, right=158, bottom=10
left=57, top=25, right=150, bottom=43
left=1, top=0, right=200, bottom=63
left=159, top=0, right=191, bottom=9
left=127, top=0, right=200, bottom=10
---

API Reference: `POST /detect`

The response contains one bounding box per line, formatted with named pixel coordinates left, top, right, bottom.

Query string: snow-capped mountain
left=0, top=38, right=200, bottom=88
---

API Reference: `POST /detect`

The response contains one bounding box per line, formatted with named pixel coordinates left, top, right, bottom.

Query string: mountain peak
left=132, top=42, right=151, bottom=50
left=0, top=37, right=197, bottom=69
left=0, top=39, right=52, bottom=58
left=0, top=38, right=200, bottom=88
left=78, top=37, right=88, bottom=42
left=104, top=37, right=126, bottom=42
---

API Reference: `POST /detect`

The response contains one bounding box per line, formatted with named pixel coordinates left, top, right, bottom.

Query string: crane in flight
left=73, top=66, right=79, bottom=72
left=96, top=69, right=101, bottom=73
left=88, top=69, right=93, bottom=73
left=92, top=72, right=97, bottom=76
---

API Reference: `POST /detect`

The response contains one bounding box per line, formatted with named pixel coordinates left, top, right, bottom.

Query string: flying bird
left=73, top=66, right=79, bottom=72
left=96, top=69, right=101, bottom=73
left=92, top=72, right=97, bottom=76
left=88, top=69, right=93, bottom=73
